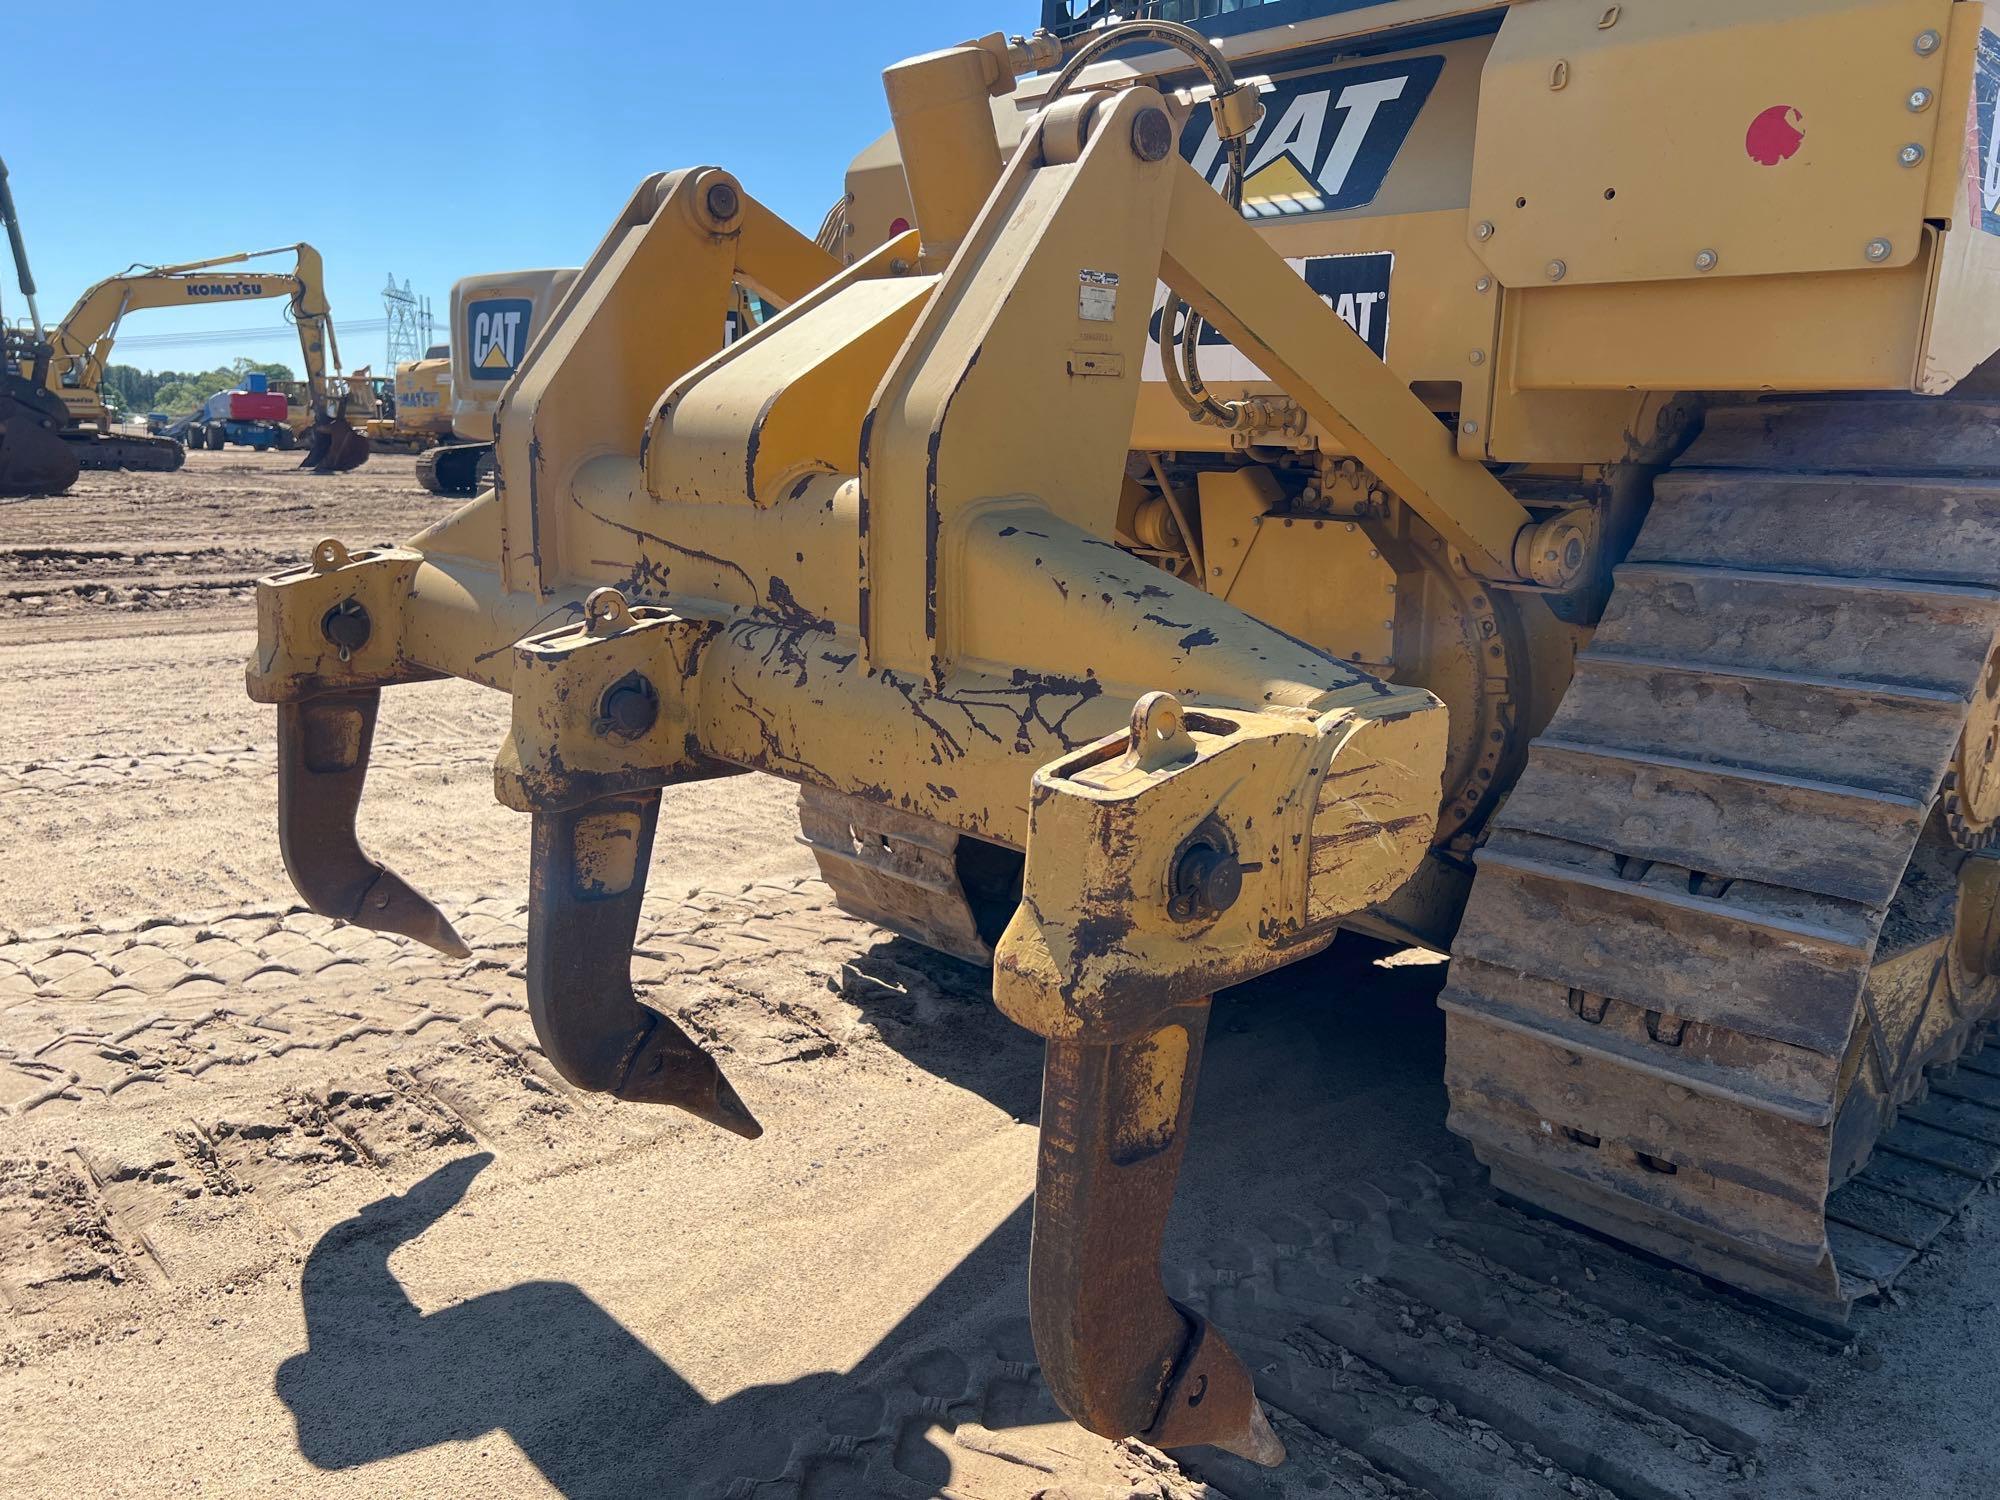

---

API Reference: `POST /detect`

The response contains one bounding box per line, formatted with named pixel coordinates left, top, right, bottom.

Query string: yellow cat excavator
left=0, top=161, right=368, bottom=496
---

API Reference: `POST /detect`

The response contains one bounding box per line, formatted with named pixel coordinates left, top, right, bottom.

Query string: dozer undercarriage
left=245, top=0, right=2000, bottom=1466
left=1446, top=391, right=2000, bottom=1317
left=413, top=440, right=493, bottom=498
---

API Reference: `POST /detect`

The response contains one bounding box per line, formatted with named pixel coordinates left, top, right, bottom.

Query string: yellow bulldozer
left=244, top=0, right=2000, bottom=1464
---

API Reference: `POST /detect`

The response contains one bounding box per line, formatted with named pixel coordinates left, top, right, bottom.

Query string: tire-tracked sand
left=3, top=452, right=1996, bottom=1498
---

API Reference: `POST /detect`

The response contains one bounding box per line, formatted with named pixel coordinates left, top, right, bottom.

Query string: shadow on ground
left=275, top=943, right=1456, bottom=1497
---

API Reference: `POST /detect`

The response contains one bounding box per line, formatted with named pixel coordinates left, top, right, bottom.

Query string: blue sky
left=6, top=1, right=1032, bottom=374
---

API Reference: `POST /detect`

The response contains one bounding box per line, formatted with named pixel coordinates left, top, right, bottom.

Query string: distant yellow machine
left=247, top=0, right=2000, bottom=1464
left=363, top=348, right=454, bottom=453
left=0, top=176, right=369, bottom=494
left=411, top=269, right=579, bottom=496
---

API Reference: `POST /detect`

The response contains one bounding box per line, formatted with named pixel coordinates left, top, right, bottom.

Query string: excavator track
left=0, top=389, right=81, bottom=496
left=415, top=441, right=492, bottom=497
left=1445, top=392, right=2000, bottom=1320
left=70, top=431, right=185, bottom=473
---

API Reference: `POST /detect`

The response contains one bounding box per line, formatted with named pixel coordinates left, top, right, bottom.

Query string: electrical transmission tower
left=383, top=274, right=434, bottom=370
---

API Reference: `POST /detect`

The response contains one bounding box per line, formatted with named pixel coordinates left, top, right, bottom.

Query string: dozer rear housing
left=822, top=0, right=2000, bottom=1324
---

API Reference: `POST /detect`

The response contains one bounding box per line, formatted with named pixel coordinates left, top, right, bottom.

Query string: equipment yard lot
left=1, top=451, right=1996, bottom=1498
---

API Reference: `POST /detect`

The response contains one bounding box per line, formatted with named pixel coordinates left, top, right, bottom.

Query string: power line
left=116, top=317, right=394, bottom=348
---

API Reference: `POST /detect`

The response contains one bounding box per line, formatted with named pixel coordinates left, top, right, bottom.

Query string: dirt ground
left=2, top=450, right=1997, bottom=1499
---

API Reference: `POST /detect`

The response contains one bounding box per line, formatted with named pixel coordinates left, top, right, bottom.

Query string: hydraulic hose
left=1045, top=21, right=1258, bottom=428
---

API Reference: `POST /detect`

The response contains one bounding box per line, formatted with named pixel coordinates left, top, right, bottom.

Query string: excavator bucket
left=0, top=389, right=80, bottom=498
left=300, top=416, right=370, bottom=474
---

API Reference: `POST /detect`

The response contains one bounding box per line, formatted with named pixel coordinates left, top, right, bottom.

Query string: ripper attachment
left=248, top=30, right=1466, bottom=1460
left=527, top=791, right=760, bottom=1137
left=253, top=552, right=759, bottom=1138
left=996, top=693, right=1438, bottom=1464
left=276, top=690, right=469, bottom=957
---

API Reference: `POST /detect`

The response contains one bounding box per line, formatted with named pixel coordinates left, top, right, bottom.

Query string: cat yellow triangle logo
left=1241, top=156, right=1324, bottom=212
left=1180, top=53, right=1444, bottom=219
left=479, top=341, right=511, bottom=370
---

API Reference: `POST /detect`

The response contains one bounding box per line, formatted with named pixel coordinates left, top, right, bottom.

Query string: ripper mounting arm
left=250, top=38, right=1449, bottom=1464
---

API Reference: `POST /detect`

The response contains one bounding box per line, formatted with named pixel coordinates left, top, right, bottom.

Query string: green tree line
left=101, top=357, right=296, bottom=417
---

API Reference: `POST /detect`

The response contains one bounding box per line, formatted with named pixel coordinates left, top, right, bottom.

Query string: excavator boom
left=0, top=225, right=369, bottom=494
left=0, top=155, right=79, bottom=497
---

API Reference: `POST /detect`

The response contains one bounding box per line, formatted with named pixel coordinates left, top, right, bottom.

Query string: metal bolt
left=320, top=599, right=371, bottom=659
left=1545, top=258, right=1567, bottom=281
left=1169, top=840, right=1243, bottom=922
left=1693, top=248, right=1718, bottom=272
left=1909, top=86, right=1934, bottom=111
left=1915, top=28, right=1941, bottom=55
left=1899, top=142, right=1925, bottom=167
left=599, top=674, right=661, bottom=739
left=1473, top=220, right=1495, bottom=241
left=704, top=180, right=740, bottom=222
left=1865, top=237, right=1895, bottom=262
left=1131, top=106, right=1173, bottom=162
left=1468, top=348, right=1486, bottom=366
left=1461, top=419, right=1480, bottom=435
left=1475, top=276, right=1492, bottom=293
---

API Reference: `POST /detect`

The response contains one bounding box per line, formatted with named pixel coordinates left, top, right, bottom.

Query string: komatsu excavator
left=0, top=166, right=369, bottom=496
left=247, top=1, right=2000, bottom=1466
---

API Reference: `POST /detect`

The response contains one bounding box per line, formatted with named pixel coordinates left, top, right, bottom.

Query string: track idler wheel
left=277, top=689, right=469, bottom=956
left=526, top=790, right=762, bottom=1138
left=0, top=392, right=81, bottom=497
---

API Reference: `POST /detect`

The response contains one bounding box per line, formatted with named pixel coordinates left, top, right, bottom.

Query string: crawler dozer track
left=1445, top=392, right=2000, bottom=1319
left=413, top=441, right=492, bottom=498
left=71, top=431, right=185, bottom=473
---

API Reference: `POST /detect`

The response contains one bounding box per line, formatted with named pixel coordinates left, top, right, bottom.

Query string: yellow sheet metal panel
left=1915, top=3, right=2000, bottom=389
left=1506, top=248, right=1934, bottom=390
left=1470, top=0, right=1954, bottom=287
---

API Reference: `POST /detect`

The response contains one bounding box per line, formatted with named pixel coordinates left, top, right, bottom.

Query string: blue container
left=244, top=371, right=270, bottom=393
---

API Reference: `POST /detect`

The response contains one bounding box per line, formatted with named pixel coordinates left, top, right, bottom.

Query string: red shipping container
left=227, top=391, right=289, bottom=421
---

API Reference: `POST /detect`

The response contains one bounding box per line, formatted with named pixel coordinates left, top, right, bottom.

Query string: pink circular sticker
left=1746, top=105, right=1805, bottom=166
